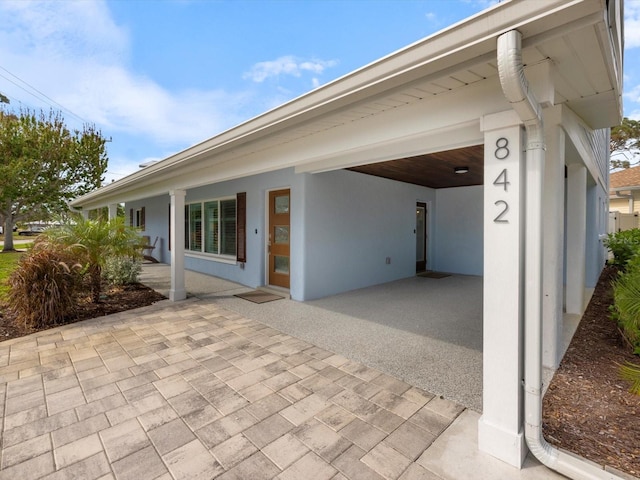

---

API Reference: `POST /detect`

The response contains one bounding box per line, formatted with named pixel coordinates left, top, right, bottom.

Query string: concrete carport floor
left=140, top=264, right=483, bottom=412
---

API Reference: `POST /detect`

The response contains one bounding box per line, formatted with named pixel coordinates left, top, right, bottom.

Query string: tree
left=0, top=108, right=107, bottom=251
left=0, top=93, right=8, bottom=104
left=42, top=215, right=142, bottom=303
left=610, top=117, right=640, bottom=170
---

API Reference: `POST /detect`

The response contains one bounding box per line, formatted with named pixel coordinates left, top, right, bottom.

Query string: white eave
left=71, top=0, right=623, bottom=210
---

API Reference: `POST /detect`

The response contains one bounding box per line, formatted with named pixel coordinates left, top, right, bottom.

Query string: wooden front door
left=416, top=202, right=427, bottom=272
left=268, top=189, right=290, bottom=288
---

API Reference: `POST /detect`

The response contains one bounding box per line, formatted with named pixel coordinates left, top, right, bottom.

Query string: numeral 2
left=494, top=200, right=509, bottom=223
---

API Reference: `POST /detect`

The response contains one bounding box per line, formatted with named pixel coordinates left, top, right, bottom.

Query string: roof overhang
left=71, top=0, right=623, bottom=209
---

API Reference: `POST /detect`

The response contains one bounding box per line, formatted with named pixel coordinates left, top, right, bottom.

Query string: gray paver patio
left=0, top=299, right=464, bottom=480
left=0, top=294, right=568, bottom=480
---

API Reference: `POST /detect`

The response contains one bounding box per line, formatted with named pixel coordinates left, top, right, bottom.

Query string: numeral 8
left=495, top=137, right=509, bottom=160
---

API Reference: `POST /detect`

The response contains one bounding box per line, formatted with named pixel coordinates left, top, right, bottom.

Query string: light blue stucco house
left=71, top=0, right=624, bottom=476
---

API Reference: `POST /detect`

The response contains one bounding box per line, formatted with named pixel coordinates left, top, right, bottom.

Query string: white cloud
left=625, top=0, right=640, bottom=49
left=0, top=2, right=334, bottom=156
left=625, top=83, right=640, bottom=105
left=0, top=0, right=247, bottom=152
left=243, top=55, right=338, bottom=83
left=0, top=0, right=128, bottom=63
left=55, top=63, right=250, bottom=146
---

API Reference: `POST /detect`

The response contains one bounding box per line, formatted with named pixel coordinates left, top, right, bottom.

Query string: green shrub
left=43, top=216, right=142, bottom=302
left=103, top=256, right=141, bottom=286
left=611, top=259, right=640, bottom=352
left=7, top=246, right=83, bottom=329
left=609, top=238, right=640, bottom=396
left=604, top=229, right=640, bottom=269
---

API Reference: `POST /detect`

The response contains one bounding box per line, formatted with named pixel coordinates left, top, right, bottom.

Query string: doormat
left=234, top=290, right=285, bottom=304
left=418, top=271, right=451, bottom=279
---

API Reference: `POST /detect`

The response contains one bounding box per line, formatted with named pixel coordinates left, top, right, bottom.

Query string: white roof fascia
left=610, top=185, right=640, bottom=193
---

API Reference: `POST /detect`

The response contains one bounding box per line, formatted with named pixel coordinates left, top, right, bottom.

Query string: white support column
left=566, top=164, right=587, bottom=314
left=542, top=110, right=565, bottom=369
left=170, top=189, right=186, bottom=301
left=108, top=203, right=118, bottom=220
left=81, top=209, right=90, bottom=220
left=478, top=111, right=527, bottom=467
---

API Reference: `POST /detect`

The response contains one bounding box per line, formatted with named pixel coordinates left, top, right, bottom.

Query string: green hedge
left=604, top=228, right=640, bottom=269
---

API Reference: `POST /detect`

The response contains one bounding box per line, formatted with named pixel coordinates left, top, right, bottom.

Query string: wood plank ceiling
left=347, top=144, right=484, bottom=189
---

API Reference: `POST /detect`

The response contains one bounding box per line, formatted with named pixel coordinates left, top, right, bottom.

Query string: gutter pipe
left=497, top=30, right=624, bottom=480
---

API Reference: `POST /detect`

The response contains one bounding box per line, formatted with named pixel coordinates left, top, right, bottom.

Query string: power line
left=0, top=65, right=89, bottom=124
left=106, top=171, right=128, bottom=177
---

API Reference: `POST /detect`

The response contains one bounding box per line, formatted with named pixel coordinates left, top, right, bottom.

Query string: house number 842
left=493, top=137, right=510, bottom=224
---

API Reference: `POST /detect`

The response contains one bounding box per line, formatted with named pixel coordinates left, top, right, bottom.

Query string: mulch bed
left=0, top=282, right=166, bottom=341
left=543, top=265, right=640, bottom=478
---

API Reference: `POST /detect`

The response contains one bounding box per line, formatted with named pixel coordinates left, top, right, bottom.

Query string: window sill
left=185, top=252, right=237, bottom=265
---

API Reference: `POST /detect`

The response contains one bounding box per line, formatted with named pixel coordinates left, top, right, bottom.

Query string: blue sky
left=0, top=0, right=639, bottom=183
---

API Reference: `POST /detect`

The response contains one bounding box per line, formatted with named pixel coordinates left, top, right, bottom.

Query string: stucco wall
left=127, top=168, right=307, bottom=298
left=586, top=183, right=609, bottom=288
left=127, top=168, right=489, bottom=301
left=433, top=185, right=484, bottom=276
left=126, top=194, right=169, bottom=263
left=301, top=169, right=436, bottom=300
left=182, top=168, right=305, bottom=295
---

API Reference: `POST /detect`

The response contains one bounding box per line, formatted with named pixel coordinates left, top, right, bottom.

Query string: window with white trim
left=185, top=198, right=237, bottom=257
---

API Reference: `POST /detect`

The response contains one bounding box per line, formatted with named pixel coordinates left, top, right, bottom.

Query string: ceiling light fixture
left=454, top=166, right=469, bottom=174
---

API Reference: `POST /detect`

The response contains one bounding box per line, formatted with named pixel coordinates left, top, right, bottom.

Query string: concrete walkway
left=0, top=270, right=565, bottom=479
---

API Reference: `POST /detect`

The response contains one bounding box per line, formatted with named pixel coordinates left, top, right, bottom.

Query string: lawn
left=0, top=251, right=23, bottom=300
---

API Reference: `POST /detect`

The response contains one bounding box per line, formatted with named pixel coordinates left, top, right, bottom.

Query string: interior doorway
left=268, top=189, right=291, bottom=288
left=416, top=202, right=427, bottom=272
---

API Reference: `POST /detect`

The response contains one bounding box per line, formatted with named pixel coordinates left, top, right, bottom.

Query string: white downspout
left=497, top=30, right=624, bottom=480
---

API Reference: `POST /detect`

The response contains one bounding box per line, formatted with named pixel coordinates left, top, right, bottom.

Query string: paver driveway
left=0, top=298, right=464, bottom=480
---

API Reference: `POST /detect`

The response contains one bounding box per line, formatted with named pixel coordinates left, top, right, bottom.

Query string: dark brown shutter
left=129, top=208, right=133, bottom=227
left=236, top=192, right=246, bottom=263
left=185, top=205, right=190, bottom=249
left=140, top=207, right=146, bottom=230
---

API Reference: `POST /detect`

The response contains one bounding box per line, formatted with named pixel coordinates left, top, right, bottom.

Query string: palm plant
left=612, top=259, right=640, bottom=350
left=42, top=215, right=142, bottom=303
left=610, top=251, right=640, bottom=396
left=620, top=363, right=640, bottom=395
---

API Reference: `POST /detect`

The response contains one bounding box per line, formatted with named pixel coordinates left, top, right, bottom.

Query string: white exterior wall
left=433, top=185, right=483, bottom=275
left=478, top=112, right=526, bottom=466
